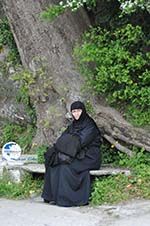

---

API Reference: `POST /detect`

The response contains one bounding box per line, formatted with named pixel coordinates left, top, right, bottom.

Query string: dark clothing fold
left=44, top=146, right=58, bottom=170
left=44, top=134, right=82, bottom=168
left=42, top=108, right=102, bottom=207
left=55, top=133, right=81, bottom=158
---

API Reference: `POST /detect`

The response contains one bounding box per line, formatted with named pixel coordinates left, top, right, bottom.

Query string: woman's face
left=71, top=109, right=82, bottom=120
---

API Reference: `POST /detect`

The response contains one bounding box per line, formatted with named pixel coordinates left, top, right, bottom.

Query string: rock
left=90, top=167, right=131, bottom=176
left=19, top=163, right=131, bottom=177
left=3, top=167, right=24, bottom=183
left=21, top=163, right=45, bottom=174
left=0, top=155, right=37, bottom=183
left=0, top=154, right=131, bottom=183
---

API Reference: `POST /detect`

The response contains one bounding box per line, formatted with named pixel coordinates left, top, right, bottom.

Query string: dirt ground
left=0, top=197, right=150, bottom=226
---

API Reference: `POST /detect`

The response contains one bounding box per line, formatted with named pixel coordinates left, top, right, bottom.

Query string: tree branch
left=104, top=134, right=133, bottom=157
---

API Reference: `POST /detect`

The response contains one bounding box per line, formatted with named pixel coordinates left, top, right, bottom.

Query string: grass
left=0, top=149, right=150, bottom=205
left=90, top=151, right=150, bottom=205
left=90, top=171, right=150, bottom=205
left=0, top=175, right=43, bottom=199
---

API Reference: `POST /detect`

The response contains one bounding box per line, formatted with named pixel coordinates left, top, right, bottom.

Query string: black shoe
left=44, top=199, right=49, bottom=203
left=49, top=201, right=56, bottom=205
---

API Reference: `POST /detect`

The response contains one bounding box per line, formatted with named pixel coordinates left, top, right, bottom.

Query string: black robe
left=41, top=114, right=102, bottom=207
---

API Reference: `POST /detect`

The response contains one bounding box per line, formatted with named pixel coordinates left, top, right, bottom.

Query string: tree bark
left=2, top=0, right=150, bottom=153
left=95, top=105, right=150, bottom=153
left=2, top=0, right=91, bottom=146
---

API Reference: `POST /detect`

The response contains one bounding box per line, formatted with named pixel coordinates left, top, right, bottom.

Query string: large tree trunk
left=2, top=0, right=90, bottom=146
left=2, top=0, right=150, bottom=153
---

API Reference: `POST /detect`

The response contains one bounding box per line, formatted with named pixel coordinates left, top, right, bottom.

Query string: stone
left=0, top=155, right=131, bottom=183
left=21, top=163, right=45, bottom=174
left=0, top=155, right=37, bottom=183
left=0, top=166, right=3, bottom=178
left=19, top=163, right=131, bottom=176
left=90, top=167, right=131, bottom=176
left=4, top=168, right=22, bottom=183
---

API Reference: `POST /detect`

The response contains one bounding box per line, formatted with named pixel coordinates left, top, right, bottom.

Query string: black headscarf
left=70, top=101, right=87, bottom=124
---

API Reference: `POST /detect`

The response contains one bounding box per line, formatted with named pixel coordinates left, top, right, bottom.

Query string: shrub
left=74, top=24, right=150, bottom=126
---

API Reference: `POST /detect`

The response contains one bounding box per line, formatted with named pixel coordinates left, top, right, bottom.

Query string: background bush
left=74, top=24, right=150, bottom=126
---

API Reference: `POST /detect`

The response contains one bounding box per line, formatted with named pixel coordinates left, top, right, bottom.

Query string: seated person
left=42, top=101, right=102, bottom=207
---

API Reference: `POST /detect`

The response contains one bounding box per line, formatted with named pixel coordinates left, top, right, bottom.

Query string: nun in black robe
left=41, top=101, right=102, bottom=207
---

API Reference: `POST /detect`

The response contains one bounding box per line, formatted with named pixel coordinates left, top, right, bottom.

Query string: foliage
left=101, top=142, right=121, bottom=165
left=57, top=0, right=96, bottom=11
left=0, top=175, right=43, bottom=199
left=0, top=123, right=36, bottom=153
left=12, top=70, right=37, bottom=124
left=36, top=145, right=48, bottom=164
left=118, top=147, right=150, bottom=167
left=0, top=18, right=20, bottom=64
left=74, top=24, right=150, bottom=126
left=13, top=70, right=36, bottom=94
left=119, top=0, right=150, bottom=15
left=40, top=5, right=66, bottom=21
left=40, top=0, right=150, bottom=22
left=91, top=150, right=150, bottom=205
left=127, top=105, right=150, bottom=126
left=40, top=0, right=96, bottom=21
